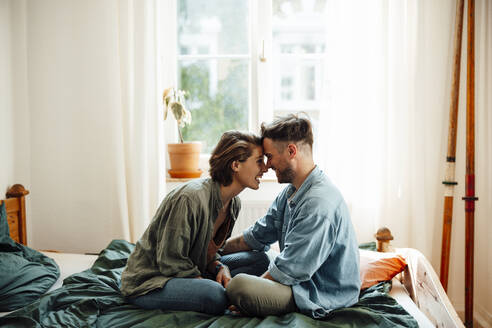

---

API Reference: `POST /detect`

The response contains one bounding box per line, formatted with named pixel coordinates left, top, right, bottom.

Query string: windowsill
left=167, top=153, right=279, bottom=183
left=166, top=176, right=278, bottom=183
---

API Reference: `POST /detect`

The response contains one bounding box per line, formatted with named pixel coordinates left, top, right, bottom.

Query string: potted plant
left=163, top=87, right=202, bottom=178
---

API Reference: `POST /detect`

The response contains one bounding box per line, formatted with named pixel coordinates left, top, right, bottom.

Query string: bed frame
left=1, top=184, right=463, bottom=326
left=0, top=184, right=29, bottom=245
left=397, top=248, right=464, bottom=327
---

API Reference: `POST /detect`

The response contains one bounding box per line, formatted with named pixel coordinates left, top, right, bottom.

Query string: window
left=176, top=0, right=327, bottom=153
left=177, top=0, right=250, bottom=153
left=271, top=0, right=327, bottom=139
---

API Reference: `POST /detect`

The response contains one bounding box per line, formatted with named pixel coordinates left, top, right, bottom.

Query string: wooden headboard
left=0, top=184, right=29, bottom=245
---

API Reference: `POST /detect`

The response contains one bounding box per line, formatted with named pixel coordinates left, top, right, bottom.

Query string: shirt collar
left=211, top=178, right=238, bottom=221
left=211, top=179, right=222, bottom=211
left=286, top=165, right=321, bottom=206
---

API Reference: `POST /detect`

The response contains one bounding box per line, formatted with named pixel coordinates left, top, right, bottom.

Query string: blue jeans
left=128, top=278, right=227, bottom=315
left=128, top=251, right=269, bottom=315
left=221, top=250, right=270, bottom=277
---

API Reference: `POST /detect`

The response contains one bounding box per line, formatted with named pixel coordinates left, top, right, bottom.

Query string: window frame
left=168, top=0, right=325, bottom=170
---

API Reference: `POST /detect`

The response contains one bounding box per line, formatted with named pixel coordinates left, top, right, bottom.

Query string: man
left=223, top=114, right=361, bottom=318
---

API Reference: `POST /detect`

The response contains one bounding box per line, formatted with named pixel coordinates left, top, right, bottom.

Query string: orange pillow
left=359, top=249, right=407, bottom=289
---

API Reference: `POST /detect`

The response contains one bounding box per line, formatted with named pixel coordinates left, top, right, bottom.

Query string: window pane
left=178, top=0, right=249, bottom=55
left=273, top=57, right=323, bottom=109
left=179, top=59, right=249, bottom=153
left=272, top=0, right=327, bottom=54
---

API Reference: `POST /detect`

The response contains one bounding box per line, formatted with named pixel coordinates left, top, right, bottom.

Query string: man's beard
left=276, top=164, right=295, bottom=184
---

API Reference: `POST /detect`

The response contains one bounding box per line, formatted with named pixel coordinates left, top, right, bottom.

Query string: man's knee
left=226, top=273, right=251, bottom=301
left=226, top=273, right=255, bottom=305
left=227, top=273, right=298, bottom=317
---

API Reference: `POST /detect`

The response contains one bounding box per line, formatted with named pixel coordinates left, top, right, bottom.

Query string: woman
left=120, top=131, right=269, bottom=315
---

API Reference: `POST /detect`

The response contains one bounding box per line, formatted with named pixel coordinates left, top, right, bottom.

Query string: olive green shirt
left=120, top=178, right=240, bottom=298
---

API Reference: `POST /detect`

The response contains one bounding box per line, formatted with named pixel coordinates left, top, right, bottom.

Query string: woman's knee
left=199, top=281, right=228, bottom=315
left=256, top=251, right=270, bottom=270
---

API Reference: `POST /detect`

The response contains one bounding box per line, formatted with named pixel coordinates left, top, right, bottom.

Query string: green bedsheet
left=0, top=239, right=418, bottom=327
left=0, top=204, right=59, bottom=312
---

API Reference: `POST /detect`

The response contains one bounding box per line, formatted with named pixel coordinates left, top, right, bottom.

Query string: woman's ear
left=231, top=160, right=240, bottom=173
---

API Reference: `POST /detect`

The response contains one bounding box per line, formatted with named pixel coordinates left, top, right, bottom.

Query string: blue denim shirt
left=243, top=166, right=361, bottom=318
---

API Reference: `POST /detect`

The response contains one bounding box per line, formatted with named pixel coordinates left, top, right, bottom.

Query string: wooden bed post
left=440, top=0, right=464, bottom=292
left=463, top=0, right=478, bottom=326
left=375, top=227, right=393, bottom=253
left=6, top=184, right=29, bottom=245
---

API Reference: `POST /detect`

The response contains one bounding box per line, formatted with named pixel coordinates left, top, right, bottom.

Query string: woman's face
left=235, top=145, right=267, bottom=190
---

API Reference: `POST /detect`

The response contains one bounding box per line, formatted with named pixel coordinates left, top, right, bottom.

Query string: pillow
left=359, top=249, right=407, bottom=289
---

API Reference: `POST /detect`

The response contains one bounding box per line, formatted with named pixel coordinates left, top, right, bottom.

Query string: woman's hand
left=216, top=265, right=232, bottom=288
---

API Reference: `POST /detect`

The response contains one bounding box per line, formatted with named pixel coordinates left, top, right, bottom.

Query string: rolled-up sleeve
left=155, top=196, right=201, bottom=278
left=268, top=198, right=337, bottom=285
left=243, top=194, right=284, bottom=251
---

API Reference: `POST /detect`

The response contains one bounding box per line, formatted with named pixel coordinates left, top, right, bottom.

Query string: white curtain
left=115, top=0, right=168, bottom=241
left=317, top=0, right=491, bottom=316
left=115, top=0, right=178, bottom=241
left=318, top=0, right=455, bottom=252
left=16, top=0, right=168, bottom=252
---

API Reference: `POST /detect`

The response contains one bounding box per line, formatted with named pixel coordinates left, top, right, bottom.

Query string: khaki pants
left=226, top=273, right=297, bottom=317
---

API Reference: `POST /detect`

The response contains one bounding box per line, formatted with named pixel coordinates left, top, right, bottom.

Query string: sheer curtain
left=17, top=0, right=169, bottom=252
left=317, top=0, right=491, bottom=316
left=317, top=0, right=453, bottom=249
left=116, top=0, right=168, bottom=241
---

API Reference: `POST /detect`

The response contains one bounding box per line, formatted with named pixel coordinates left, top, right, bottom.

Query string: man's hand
left=221, top=235, right=251, bottom=255
left=216, top=265, right=232, bottom=288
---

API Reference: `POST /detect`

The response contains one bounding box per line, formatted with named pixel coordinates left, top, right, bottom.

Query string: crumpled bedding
left=0, top=203, right=59, bottom=312
left=0, top=238, right=418, bottom=328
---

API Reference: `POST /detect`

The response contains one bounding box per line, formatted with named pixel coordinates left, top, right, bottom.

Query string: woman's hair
left=209, top=131, right=262, bottom=186
left=260, top=113, right=313, bottom=149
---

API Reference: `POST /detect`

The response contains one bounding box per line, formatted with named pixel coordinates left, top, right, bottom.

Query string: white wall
left=25, top=0, right=133, bottom=254
left=0, top=0, right=15, bottom=191
left=0, top=0, right=30, bottom=208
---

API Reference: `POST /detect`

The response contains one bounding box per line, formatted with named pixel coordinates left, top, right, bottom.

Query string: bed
left=0, top=184, right=464, bottom=327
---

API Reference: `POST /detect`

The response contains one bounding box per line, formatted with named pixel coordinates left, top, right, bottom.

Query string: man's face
left=262, top=138, right=295, bottom=184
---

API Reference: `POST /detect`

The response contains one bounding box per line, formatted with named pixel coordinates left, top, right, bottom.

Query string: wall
left=0, top=0, right=30, bottom=221
left=0, top=0, right=15, bottom=192
left=24, top=0, right=134, bottom=254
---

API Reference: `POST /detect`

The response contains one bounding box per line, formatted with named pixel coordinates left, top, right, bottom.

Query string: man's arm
left=221, top=235, right=251, bottom=255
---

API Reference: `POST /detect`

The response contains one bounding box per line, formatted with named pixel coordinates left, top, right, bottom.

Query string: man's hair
left=209, top=131, right=262, bottom=186
left=260, top=114, right=313, bottom=149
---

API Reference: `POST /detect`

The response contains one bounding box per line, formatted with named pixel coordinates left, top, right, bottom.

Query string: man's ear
left=231, top=160, right=240, bottom=172
left=287, top=144, right=297, bottom=159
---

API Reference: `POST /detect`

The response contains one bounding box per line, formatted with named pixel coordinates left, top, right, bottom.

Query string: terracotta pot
left=167, top=142, right=202, bottom=178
